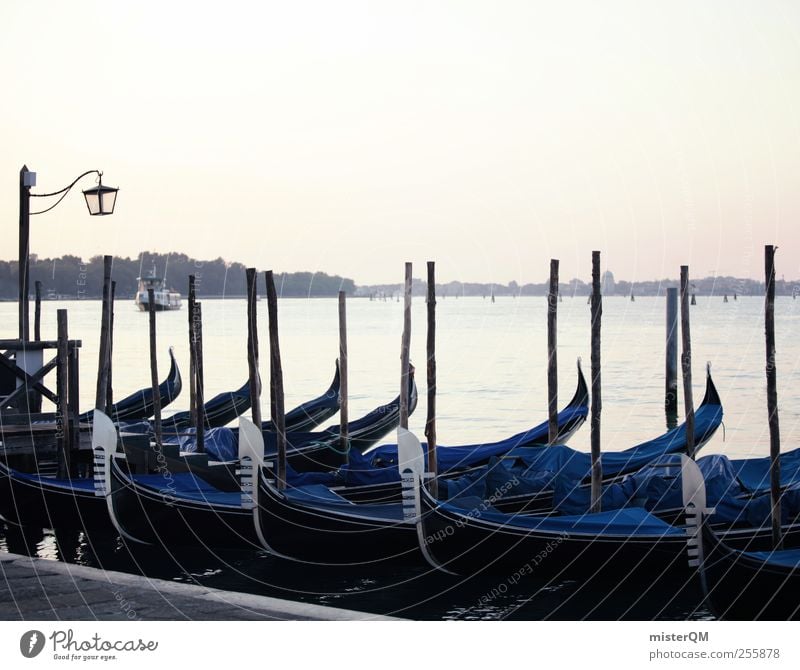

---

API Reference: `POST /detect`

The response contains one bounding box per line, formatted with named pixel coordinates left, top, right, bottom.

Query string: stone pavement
left=0, top=552, right=398, bottom=621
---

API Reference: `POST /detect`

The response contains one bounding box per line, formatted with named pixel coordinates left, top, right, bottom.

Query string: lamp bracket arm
left=31, top=170, right=102, bottom=198
left=29, top=170, right=103, bottom=216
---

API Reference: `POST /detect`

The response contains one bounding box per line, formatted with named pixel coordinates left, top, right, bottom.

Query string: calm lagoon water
left=2, top=294, right=799, bottom=619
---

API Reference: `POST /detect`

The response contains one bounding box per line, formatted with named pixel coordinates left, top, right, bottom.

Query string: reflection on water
left=0, top=523, right=710, bottom=620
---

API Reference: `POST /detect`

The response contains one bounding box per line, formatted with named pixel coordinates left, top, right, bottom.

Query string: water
left=2, top=294, right=799, bottom=619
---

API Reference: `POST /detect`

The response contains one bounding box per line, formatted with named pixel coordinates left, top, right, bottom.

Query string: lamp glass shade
left=83, top=183, right=118, bottom=216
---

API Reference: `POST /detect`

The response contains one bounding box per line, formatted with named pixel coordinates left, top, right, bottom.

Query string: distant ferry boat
left=135, top=267, right=182, bottom=311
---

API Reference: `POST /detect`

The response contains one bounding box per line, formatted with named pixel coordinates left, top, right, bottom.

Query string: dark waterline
left=0, top=524, right=712, bottom=620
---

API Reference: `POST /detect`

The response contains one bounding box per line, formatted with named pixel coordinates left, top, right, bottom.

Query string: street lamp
left=18, top=166, right=119, bottom=341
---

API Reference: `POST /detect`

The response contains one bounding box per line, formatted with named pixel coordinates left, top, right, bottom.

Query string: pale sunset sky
left=1, top=1, right=798, bottom=284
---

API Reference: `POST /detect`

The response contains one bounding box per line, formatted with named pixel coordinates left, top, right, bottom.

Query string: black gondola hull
left=108, top=460, right=258, bottom=548
left=256, top=476, right=420, bottom=565
left=419, top=488, right=686, bottom=577
left=701, top=524, right=800, bottom=620
left=0, top=463, right=113, bottom=533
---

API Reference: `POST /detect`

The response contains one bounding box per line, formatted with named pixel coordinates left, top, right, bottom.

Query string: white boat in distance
left=135, top=265, right=182, bottom=311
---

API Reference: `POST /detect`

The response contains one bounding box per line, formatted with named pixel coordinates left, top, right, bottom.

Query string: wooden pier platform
left=0, top=552, right=397, bottom=621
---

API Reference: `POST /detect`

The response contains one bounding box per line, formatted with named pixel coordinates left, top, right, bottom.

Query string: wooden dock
left=0, top=552, right=398, bottom=621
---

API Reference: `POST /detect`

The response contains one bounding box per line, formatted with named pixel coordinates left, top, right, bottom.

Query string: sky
left=1, top=1, right=799, bottom=285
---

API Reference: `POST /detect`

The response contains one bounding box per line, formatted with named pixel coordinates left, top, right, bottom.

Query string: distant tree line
left=355, top=276, right=800, bottom=298
left=0, top=253, right=355, bottom=299
left=1, top=252, right=795, bottom=300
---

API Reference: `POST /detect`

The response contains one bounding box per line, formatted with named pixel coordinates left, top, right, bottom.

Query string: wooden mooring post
left=106, top=280, right=116, bottom=411
left=188, top=275, right=198, bottom=429
left=400, top=263, right=412, bottom=430
left=67, top=338, right=80, bottom=463
left=147, top=289, right=162, bottom=447
left=547, top=259, right=559, bottom=444
left=95, top=255, right=113, bottom=412
left=764, top=244, right=783, bottom=549
left=338, top=290, right=349, bottom=462
left=34, top=281, right=42, bottom=342
left=56, top=309, right=71, bottom=478
left=679, top=266, right=695, bottom=459
left=246, top=268, right=262, bottom=428
left=193, top=302, right=205, bottom=453
left=590, top=251, right=602, bottom=513
left=425, top=261, right=438, bottom=496
left=665, top=287, right=679, bottom=428
left=265, top=271, right=287, bottom=489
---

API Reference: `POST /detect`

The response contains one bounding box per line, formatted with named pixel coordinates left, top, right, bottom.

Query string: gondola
left=248, top=365, right=587, bottom=567
left=158, top=361, right=341, bottom=433
left=269, top=359, right=341, bottom=433
left=326, top=361, right=589, bottom=503
left=106, top=384, right=423, bottom=551
left=413, top=445, right=713, bottom=577
left=682, top=456, right=800, bottom=620
left=106, top=417, right=265, bottom=548
left=159, top=380, right=252, bottom=431
left=107, top=455, right=258, bottom=548
left=166, top=370, right=416, bottom=466
left=117, top=374, right=416, bottom=493
left=252, top=427, right=423, bottom=565
left=78, top=347, right=182, bottom=423
left=260, top=368, right=419, bottom=471
left=449, top=367, right=722, bottom=515
left=696, top=523, right=800, bottom=620
left=102, top=371, right=418, bottom=548
left=568, top=449, right=800, bottom=551
left=0, top=411, right=124, bottom=535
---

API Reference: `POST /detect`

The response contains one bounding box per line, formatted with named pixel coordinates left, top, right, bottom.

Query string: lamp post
left=19, top=165, right=118, bottom=341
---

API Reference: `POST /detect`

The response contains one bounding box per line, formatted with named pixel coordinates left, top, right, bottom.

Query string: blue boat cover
left=283, top=484, right=354, bottom=505
left=339, top=403, right=589, bottom=488
left=552, top=451, right=800, bottom=526
left=133, top=471, right=241, bottom=507
left=439, top=408, right=720, bottom=502
left=744, top=548, right=800, bottom=568
left=163, top=427, right=238, bottom=461
left=282, top=484, right=406, bottom=521
left=11, top=470, right=96, bottom=491
left=729, top=448, right=800, bottom=491
left=366, top=404, right=587, bottom=469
